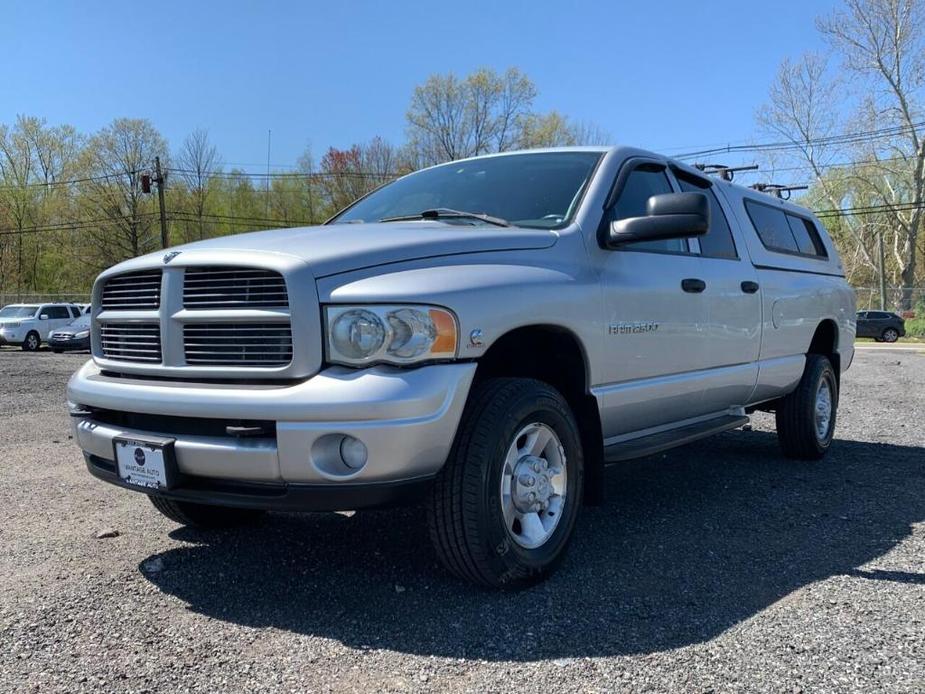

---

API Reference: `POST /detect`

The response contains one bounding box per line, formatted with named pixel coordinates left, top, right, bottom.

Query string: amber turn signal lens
left=429, top=308, right=458, bottom=356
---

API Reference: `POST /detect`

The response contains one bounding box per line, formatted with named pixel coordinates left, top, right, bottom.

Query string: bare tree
left=517, top=111, right=612, bottom=148
left=80, top=118, right=168, bottom=262
left=819, top=0, right=925, bottom=308
left=177, top=129, right=221, bottom=241
left=407, top=68, right=537, bottom=165
left=0, top=119, right=37, bottom=295
left=318, top=137, right=400, bottom=214
left=759, top=0, right=925, bottom=308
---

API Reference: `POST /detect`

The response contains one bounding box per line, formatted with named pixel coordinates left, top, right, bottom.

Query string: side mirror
left=608, top=192, right=710, bottom=248
left=39, top=314, right=49, bottom=321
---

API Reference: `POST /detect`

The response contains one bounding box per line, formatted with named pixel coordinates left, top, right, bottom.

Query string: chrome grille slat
left=183, top=323, right=292, bottom=367
left=99, top=322, right=162, bottom=363
left=101, top=270, right=162, bottom=310
left=183, top=267, right=288, bottom=309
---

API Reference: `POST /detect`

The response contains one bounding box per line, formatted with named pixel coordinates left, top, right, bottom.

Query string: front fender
left=316, top=257, right=605, bottom=381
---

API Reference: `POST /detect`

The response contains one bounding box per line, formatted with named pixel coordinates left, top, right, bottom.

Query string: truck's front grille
left=183, top=267, right=288, bottom=309
left=101, top=270, right=162, bottom=310
left=100, top=323, right=162, bottom=363
left=94, top=261, right=309, bottom=377
left=183, top=323, right=293, bottom=366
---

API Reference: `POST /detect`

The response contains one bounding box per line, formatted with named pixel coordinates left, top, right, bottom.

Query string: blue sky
left=2, top=0, right=839, bottom=171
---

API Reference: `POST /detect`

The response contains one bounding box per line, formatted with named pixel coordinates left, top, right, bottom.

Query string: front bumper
left=67, top=360, right=476, bottom=510
left=0, top=328, right=23, bottom=345
left=49, top=335, right=90, bottom=351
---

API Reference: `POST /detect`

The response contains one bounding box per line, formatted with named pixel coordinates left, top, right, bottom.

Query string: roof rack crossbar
left=692, top=163, right=758, bottom=181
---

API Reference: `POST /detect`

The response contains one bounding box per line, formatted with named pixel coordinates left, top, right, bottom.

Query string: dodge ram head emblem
left=163, top=251, right=181, bottom=264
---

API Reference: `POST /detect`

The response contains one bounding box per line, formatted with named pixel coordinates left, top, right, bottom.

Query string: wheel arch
left=807, top=319, right=840, bottom=387
left=472, top=324, right=605, bottom=505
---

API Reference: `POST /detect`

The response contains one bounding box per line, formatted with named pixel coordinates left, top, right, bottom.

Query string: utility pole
left=154, top=156, right=169, bottom=249
left=878, top=228, right=887, bottom=311
left=265, top=129, right=271, bottom=217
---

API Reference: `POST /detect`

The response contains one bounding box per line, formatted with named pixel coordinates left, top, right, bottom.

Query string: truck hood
left=131, top=221, right=558, bottom=277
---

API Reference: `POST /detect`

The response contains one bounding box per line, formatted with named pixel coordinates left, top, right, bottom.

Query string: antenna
left=693, top=163, right=758, bottom=181
left=749, top=182, right=808, bottom=200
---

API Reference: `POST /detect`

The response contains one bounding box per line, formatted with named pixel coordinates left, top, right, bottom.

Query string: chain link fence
left=0, top=293, right=90, bottom=307
left=854, top=287, right=925, bottom=316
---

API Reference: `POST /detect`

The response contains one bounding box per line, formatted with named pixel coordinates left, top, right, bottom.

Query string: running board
left=603, top=414, right=749, bottom=463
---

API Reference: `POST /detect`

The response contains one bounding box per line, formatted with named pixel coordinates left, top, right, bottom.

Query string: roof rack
left=749, top=183, right=808, bottom=200
left=692, top=163, right=758, bottom=181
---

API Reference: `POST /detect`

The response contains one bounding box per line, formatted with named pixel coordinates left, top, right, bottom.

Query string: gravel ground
left=1, top=346, right=923, bottom=693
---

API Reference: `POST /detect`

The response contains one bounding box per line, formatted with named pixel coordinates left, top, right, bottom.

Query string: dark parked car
left=856, top=310, right=905, bottom=343
left=48, top=312, right=91, bottom=353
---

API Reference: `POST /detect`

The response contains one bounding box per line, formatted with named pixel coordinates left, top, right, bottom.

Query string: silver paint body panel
left=69, top=146, right=856, bottom=489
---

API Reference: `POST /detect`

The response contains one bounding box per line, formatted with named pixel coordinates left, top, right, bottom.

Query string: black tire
left=882, top=328, right=900, bottom=343
left=775, top=354, right=838, bottom=460
left=21, top=331, right=40, bottom=351
left=147, top=495, right=265, bottom=528
left=427, top=378, right=584, bottom=588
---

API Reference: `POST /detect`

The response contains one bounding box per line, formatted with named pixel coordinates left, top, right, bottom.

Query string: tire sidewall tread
left=775, top=354, right=837, bottom=461
left=428, top=377, right=584, bottom=588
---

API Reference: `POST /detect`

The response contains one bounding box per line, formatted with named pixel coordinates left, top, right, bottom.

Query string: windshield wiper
left=379, top=208, right=510, bottom=227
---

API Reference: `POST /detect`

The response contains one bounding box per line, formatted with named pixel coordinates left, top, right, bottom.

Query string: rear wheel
left=427, top=378, right=584, bottom=588
left=882, top=327, right=900, bottom=343
left=147, top=495, right=265, bottom=528
left=22, top=331, right=40, bottom=351
left=775, top=354, right=838, bottom=460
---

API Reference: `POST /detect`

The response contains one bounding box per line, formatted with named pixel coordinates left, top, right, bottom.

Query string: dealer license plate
left=114, top=437, right=177, bottom=490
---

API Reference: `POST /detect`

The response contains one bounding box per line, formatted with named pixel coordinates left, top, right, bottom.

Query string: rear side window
left=744, top=201, right=799, bottom=253
left=677, top=178, right=738, bottom=259
left=44, top=306, right=71, bottom=319
left=786, top=215, right=828, bottom=257
left=744, top=199, right=830, bottom=259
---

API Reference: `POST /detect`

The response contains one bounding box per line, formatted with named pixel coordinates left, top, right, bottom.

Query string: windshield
left=66, top=314, right=91, bottom=329
left=330, top=151, right=603, bottom=229
left=0, top=305, right=38, bottom=318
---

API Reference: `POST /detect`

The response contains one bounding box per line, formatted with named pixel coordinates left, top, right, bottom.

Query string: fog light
left=339, top=436, right=368, bottom=469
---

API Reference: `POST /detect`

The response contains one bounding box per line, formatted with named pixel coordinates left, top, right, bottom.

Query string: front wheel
left=148, top=495, right=265, bottom=528
left=882, top=328, right=900, bottom=343
left=427, top=378, right=584, bottom=588
left=775, top=354, right=838, bottom=460
left=22, top=332, right=40, bottom=351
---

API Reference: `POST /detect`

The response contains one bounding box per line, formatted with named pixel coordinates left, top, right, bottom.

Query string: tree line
left=4, top=1, right=925, bottom=311
left=0, top=67, right=608, bottom=297
left=757, top=0, right=925, bottom=310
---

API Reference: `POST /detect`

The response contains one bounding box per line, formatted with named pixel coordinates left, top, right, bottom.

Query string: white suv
left=0, top=303, right=81, bottom=351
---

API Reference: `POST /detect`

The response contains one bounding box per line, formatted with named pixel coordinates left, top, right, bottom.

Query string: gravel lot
left=1, top=347, right=923, bottom=693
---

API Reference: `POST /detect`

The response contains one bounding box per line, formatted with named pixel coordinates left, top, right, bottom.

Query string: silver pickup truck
left=68, top=146, right=856, bottom=587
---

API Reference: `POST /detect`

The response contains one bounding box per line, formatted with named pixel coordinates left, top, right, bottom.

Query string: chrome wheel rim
left=499, top=422, right=567, bottom=549
left=814, top=379, right=833, bottom=441
left=884, top=329, right=898, bottom=342
left=26, top=335, right=37, bottom=349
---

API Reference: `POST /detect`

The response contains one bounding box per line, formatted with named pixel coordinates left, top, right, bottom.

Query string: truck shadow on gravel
left=141, top=429, right=925, bottom=660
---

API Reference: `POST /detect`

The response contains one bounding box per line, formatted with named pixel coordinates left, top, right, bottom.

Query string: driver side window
left=609, top=166, right=687, bottom=253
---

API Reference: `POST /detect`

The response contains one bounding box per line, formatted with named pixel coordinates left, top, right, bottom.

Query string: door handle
left=741, top=281, right=760, bottom=294
left=681, top=278, right=706, bottom=293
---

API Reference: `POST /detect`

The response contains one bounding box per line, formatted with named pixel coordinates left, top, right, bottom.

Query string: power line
left=814, top=201, right=925, bottom=219
left=674, top=121, right=925, bottom=160
left=0, top=171, right=136, bottom=191
left=0, top=213, right=162, bottom=236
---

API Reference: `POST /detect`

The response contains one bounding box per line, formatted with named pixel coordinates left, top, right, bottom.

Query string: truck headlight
left=325, top=305, right=458, bottom=366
